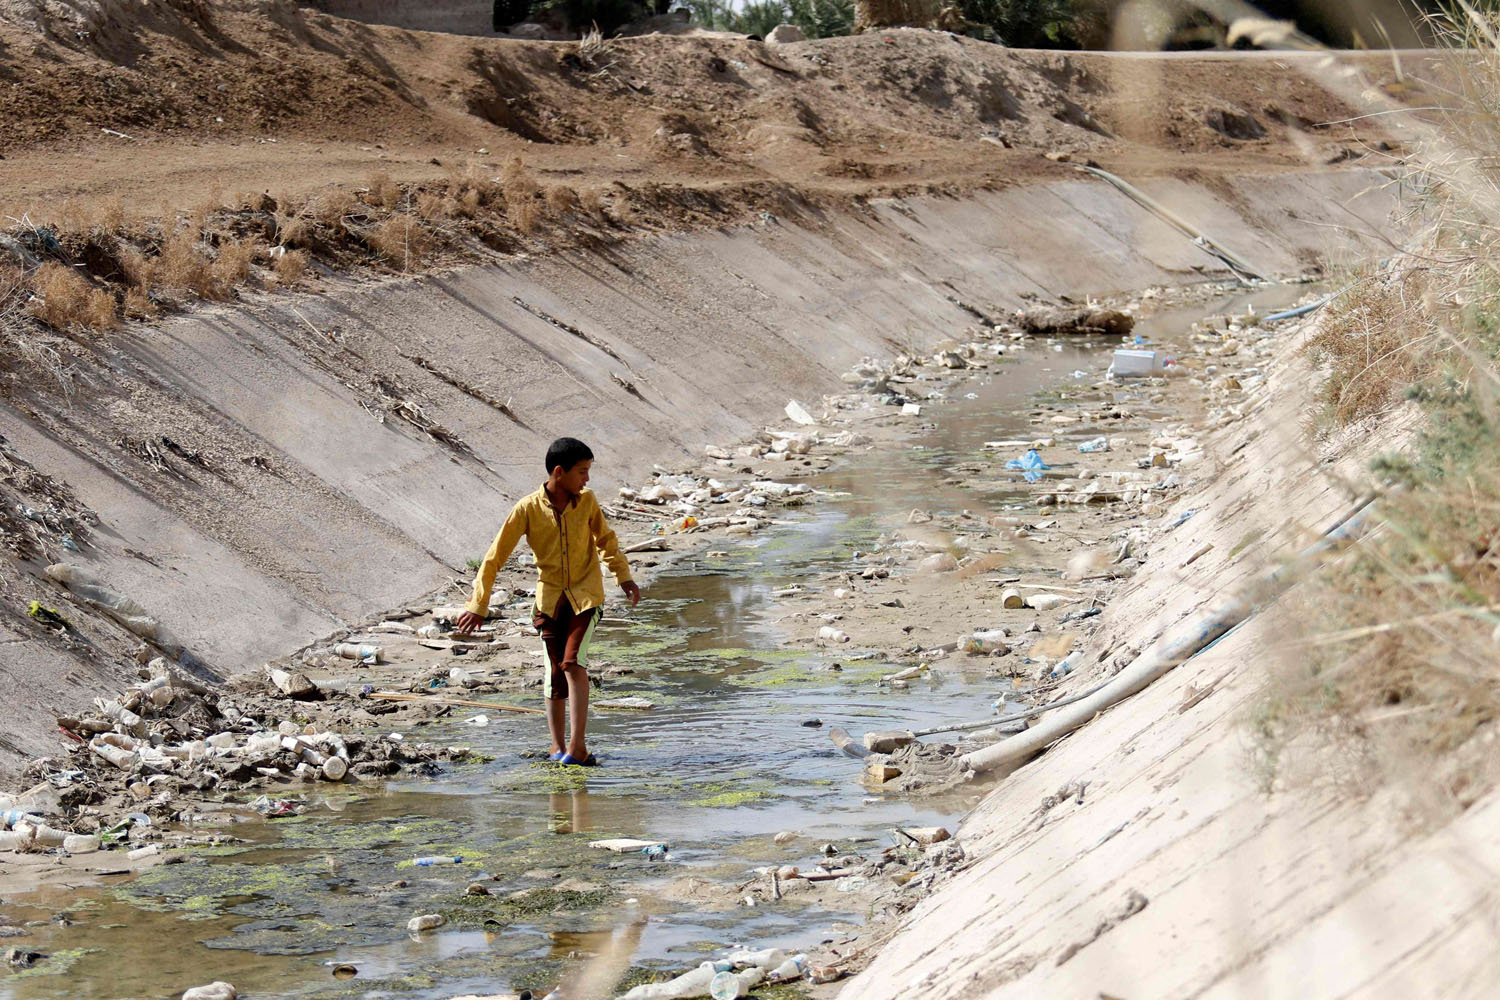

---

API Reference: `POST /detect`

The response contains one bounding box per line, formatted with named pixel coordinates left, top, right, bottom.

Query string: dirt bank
left=831, top=307, right=1500, bottom=993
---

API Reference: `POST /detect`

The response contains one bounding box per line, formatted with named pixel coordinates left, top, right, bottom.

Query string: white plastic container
left=64, top=834, right=101, bottom=854
left=127, top=843, right=160, bottom=860
left=962, top=630, right=1010, bottom=654
left=1112, top=349, right=1162, bottom=377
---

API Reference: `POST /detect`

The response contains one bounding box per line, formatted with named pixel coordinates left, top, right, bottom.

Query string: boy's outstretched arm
left=591, top=500, right=639, bottom=606
left=455, top=505, right=527, bottom=632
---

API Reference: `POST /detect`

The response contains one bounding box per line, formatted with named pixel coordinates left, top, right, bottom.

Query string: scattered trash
left=406, top=914, right=445, bottom=934
left=464, top=714, right=490, bottom=727
left=127, top=843, right=160, bottom=860
left=899, top=826, right=950, bottom=846
left=773, top=831, right=798, bottom=845
left=784, top=400, right=816, bottom=426
left=918, top=552, right=959, bottom=573
left=1112, top=349, right=1163, bottom=377
left=412, top=855, right=463, bottom=866
left=1025, top=593, right=1066, bottom=611
left=589, top=838, right=667, bottom=853
left=962, top=630, right=1010, bottom=654
left=334, top=642, right=383, bottom=664
left=595, top=696, right=655, bottom=710
left=901, top=402, right=922, bottom=416
left=1020, top=306, right=1134, bottom=336
left=331, top=964, right=358, bottom=980
left=1077, top=436, right=1109, bottom=453
left=1004, top=449, right=1050, bottom=482
left=818, top=626, right=850, bottom=643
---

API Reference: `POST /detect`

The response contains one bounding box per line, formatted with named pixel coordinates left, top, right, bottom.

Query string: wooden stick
left=366, top=691, right=543, bottom=715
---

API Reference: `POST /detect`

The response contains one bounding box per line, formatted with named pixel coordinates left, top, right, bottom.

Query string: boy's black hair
left=546, top=437, right=594, bottom=473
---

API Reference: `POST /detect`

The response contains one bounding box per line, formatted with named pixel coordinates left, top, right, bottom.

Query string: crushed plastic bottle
left=768, top=954, right=810, bottom=982
left=1077, top=436, right=1109, bottom=453
left=412, top=856, right=463, bottom=866
left=709, top=967, right=765, bottom=999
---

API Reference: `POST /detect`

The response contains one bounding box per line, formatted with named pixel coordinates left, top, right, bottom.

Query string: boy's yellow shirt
left=465, top=485, right=632, bottom=618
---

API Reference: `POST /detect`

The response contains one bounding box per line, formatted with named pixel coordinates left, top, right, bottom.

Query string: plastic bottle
left=412, top=856, right=462, bottom=866
left=726, top=948, right=784, bottom=970
left=0, top=830, right=33, bottom=851
left=710, top=970, right=751, bottom=1000
left=127, top=843, right=160, bottom=860
left=335, top=642, right=382, bottom=664
left=962, top=630, right=1010, bottom=654
left=768, top=954, right=809, bottom=982
left=90, top=740, right=137, bottom=770
left=1, top=809, right=43, bottom=830
left=619, top=962, right=717, bottom=1000
left=63, top=834, right=100, bottom=854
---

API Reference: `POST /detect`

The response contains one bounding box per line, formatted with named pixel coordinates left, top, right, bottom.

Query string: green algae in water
left=687, top=786, right=776, bottom=808
left=441, top=886, right=614, bottom=927
left=8, top=947, right=101, bottom=979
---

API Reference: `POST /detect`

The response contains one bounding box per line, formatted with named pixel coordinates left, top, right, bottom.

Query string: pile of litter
left=0, top=657, right=476, bottom=858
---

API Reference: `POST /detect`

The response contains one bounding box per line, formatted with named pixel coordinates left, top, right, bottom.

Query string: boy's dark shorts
left=533, top=596, right=601, bottom=700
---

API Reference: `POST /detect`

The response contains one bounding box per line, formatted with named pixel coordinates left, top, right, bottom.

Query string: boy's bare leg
left=546, top=696, right=567, bottom=756
left=563, top=663, right=589, bottom=759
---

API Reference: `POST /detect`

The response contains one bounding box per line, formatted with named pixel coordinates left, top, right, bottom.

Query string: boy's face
left=555, top=458, right=591, bottom=497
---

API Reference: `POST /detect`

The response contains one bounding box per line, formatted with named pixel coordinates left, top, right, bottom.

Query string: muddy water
left=0, top=286, right=1309, bottom=1000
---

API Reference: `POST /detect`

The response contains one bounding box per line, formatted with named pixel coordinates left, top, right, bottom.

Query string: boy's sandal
left=547, top=752, right=565, bottom=762
left=557, top=753, right=599, bottom=767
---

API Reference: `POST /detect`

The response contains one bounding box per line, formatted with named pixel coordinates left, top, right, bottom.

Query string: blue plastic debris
left=1005, top=449, right=1051, bottom=483
left=1171, top=509, right=1196, bottom=528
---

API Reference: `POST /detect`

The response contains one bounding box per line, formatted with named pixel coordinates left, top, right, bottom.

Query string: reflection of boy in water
left=456, top=437, right=640, bottom=765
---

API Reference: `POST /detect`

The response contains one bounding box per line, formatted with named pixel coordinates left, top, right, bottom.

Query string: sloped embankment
left=0, top=167, right=1394, bottom=779
left=835, top=296, right=1500, bottom=995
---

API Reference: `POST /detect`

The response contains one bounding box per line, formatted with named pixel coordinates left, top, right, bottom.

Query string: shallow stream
left=0, top=285, right=1307, bottom=1000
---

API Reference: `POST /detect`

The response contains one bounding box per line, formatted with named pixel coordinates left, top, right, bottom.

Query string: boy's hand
left=622, top=581, right=641, bottom=607
left=453, top=610, right=485, bottom=634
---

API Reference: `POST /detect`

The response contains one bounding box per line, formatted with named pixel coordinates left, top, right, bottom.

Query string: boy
left=454, top=437, right=640, bottom=765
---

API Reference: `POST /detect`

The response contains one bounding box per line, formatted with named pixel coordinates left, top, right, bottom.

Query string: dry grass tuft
left=1304, top=266, right=1442, bottom=424
left=273, top=206, right=310, bottom=249
left=367, top=215, right=433, bottom=270
left=312, top=188, right=358, bottom=231
left=273, top=248, right=309, bottom=287
left=502, top=156, right=543, bottom=233
left=156, top=230, right=213, bottom=294
left=1256, top=4, right=1500, bottom=816
left=578, top=187, right=606, bottom=219
left=545, top=184, right=580, bottom=215
left=122, top=285, right=158, bottom=319
left=27, top=263, right=117, bottom=331
left=366, top=171, right=403, bottom=210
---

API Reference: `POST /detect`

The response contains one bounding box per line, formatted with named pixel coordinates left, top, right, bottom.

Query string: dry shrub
left=28, top=263, right=117, bottom=331
left=545, top=184, right=580, bottom=215
left=122, top=285, right=158, bottom=319
left=119, top=245, right=155, bottom=289
left=1304, top=267, right=1441, bottom=425
left=312, top=188, right=357, bottom=230
left=208, top=238, right=257, bottom=298
left=511, top=197, right=542, bottom=235
left=95, top=195, right=125, bottom=233
left=367, top=215, right=433, bottom=270
left=501, top=156, right=543, bottom=232
left=415, top=191, right=452, bottom=221
left=0, top=264, right=26, bottom=313
left=366, top=171, right=403, bottom=210
left=273, top=249, right=308, bottom=287
left=1256, top=6, right=1500, bottom=816
left=157, top=230, right=213, bottom=293
left=273, top=205, right=310, bottom=248
left=578, top=187, right=605, bottom=219
left=444, top=161, right=501, bottom=206
left=458, top=187, right=482, bottom=218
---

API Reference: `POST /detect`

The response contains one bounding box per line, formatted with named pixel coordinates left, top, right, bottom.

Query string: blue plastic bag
left=1005, top=449, right=1050, bottom=483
